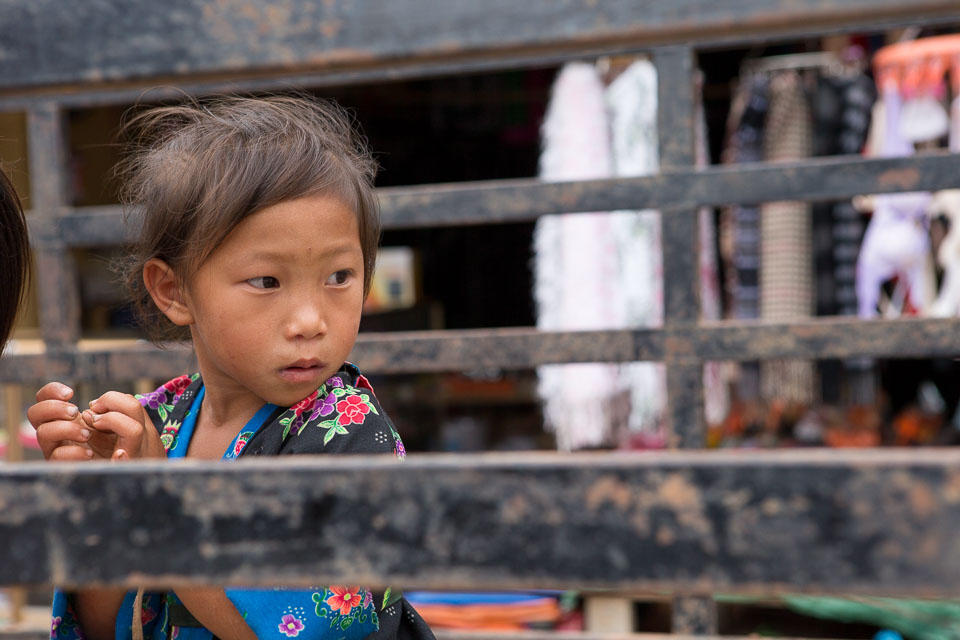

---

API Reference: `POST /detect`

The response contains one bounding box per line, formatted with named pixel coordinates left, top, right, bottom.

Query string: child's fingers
left=35, top=420, right=93, bottom=456
left=27, top=398, right=79, bottom=431
left=34, top=382, right=74, bottom=403
left=88, top=391, right=144, bottom=422
left=82, top=409, right=144, bottom=459
left=48, top=444, right=95, bottom=462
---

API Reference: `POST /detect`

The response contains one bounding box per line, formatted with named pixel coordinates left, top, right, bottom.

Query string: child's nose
left=286, top=299, right=328, bottom=339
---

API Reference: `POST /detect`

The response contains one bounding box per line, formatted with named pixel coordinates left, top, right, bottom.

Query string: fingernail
left=80, top=428, right=90, bottom=440
left=85, top=449, right=94, bottom=458
left=114, top=449, right=127, bottom=461
left=66, top=405, right=78, bottom=418
left=59, top=386, right=71, bottom=398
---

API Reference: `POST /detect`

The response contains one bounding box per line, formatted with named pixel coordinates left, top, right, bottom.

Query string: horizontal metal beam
left=2, top=449, right=960, bottom=596
left=1, top=1, right=959, bottom=93
left=28, top=154, right=960, bottom=249
left=2, top=317, right=959, bottom=382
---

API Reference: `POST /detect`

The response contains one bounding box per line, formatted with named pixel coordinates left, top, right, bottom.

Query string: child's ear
left=143, top=259, right=193, bottom=326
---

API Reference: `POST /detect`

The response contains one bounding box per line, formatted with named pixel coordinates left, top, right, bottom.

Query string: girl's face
left=181, top=193, right=366, bottom=408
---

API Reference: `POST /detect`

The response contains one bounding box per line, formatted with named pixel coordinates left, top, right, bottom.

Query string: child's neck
left=187, top=382, right=268, bottom=459
left=198, top=384, right=266, bottom=430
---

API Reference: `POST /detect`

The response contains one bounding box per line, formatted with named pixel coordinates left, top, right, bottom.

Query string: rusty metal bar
left=2, top=316, right=960, bottom=381
left=34, top=153, right=960, bottom=248
left=1, top=1, right=959, bottom=93
left=655, top=44, right=715, bottom=635
left=26, top=103, right=80, bottom=351
left=2, top=449, right=960, bottom=596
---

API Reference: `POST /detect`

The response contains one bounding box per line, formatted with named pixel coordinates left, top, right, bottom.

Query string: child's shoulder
left=136, top=373, right=202, bottom=431
left=255, top=363, right=406, bottom=459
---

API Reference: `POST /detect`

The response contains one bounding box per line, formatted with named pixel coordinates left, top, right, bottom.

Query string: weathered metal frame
left=3, top=1, right=960, bottom=637
left=4, top=450, right=960, bottom=597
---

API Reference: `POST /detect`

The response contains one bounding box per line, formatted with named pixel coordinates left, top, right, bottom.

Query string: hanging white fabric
left=533, top=62, right=622, bottom=450
left=605, top=59, right=666, bottom=435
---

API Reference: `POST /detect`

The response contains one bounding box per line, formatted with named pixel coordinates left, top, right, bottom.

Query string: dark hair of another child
left=0, top=167, right=29, bottom=352
left=116, top=95, right=380, bottom=344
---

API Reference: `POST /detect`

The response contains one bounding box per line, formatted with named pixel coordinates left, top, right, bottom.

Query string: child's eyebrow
left=242, top=244, right=361, bottom=262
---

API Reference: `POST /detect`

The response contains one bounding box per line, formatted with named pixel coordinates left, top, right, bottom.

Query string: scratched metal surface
left=0, top=449, right=959, bottom=595
left=1, top=1, right=960, bottom=91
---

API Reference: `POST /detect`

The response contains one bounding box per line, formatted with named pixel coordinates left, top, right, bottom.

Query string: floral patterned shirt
left=50, top=363, right=431, bottom=640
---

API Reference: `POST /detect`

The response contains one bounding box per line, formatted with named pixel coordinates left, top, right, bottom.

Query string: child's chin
left=269, top=383, right=322, bottom=407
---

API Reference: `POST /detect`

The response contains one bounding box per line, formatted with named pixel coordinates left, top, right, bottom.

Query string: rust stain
left=265, top=5, right=292, bottom=26
left=656, top=525, right=676, bottom=546
left=877, top=539, right=903, bottom=560
left=760, top=498, right=782, bottom=516
left=585, top=475, right=632, bottom=511
left=239, top=2, right=259, bottom=21
left=909, top=483, right=936, bottom=520
left=914, top=533, right=939, bottom=562
left=658, top=474, right=699, bottom=510
left=305, top=47, right=379, bottom=66
left=944, top=471, right=960, bottom=503
left=500, top=494, right=530, bottom=523
left=319, top=19, right=343, bottom=39
left=630, top=510, right=651, bottom=536
left=877, top=168, right=920, bottom=190
left=656, top=474, right=714, bottom=546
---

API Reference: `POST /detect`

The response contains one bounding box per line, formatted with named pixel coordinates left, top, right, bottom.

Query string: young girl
left=28, top=96, right=432, bottom=640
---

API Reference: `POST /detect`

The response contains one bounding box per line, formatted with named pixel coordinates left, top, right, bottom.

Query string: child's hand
left=82, top=391, right=166, bottom=461
left=28, top=382, right=102, bottom=461
left=28, top=383, right=164, bottom=462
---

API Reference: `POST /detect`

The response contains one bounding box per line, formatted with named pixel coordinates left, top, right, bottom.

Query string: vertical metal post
left=28, top=102, right=81, bottom=355
left=655, top=45, right=704, bottom=448
left=671, top=594, right=718, bottom=635
left=655, top=44, right=717, bottom=635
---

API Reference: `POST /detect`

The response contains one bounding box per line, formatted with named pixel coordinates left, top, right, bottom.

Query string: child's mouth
left=279, top=362, right=324, bottom=383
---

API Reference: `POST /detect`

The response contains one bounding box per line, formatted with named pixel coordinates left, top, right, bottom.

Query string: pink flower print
left=51, top=616, right=62, bottom=634
left=336, top=395, right=370, bottom=426
left=278, top=614, right=304, bottom=637
left=395, top=437, right=407, bottom=459
left=325, top=375, right=344, bottom=389
left=362, top=589, right=373, bottom=609
left=163, top=375, right=192, bottom=397
left=233, top=431, right=253, bottom=457
left=327, top=586, right=364, bottom=615
left=140, top=604, right=157, bottom=624
left=291, top=390, right=319, bottom=417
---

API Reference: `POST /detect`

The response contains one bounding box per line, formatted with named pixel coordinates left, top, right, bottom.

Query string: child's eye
left=247, top=276, right=279, bottom=289
left=326, top=270, right=353, bottom=286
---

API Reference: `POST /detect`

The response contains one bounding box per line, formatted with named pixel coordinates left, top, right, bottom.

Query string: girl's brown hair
left=0, top=167, right=29, bottom=353
left=118, top=95, right=380, bottom=342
